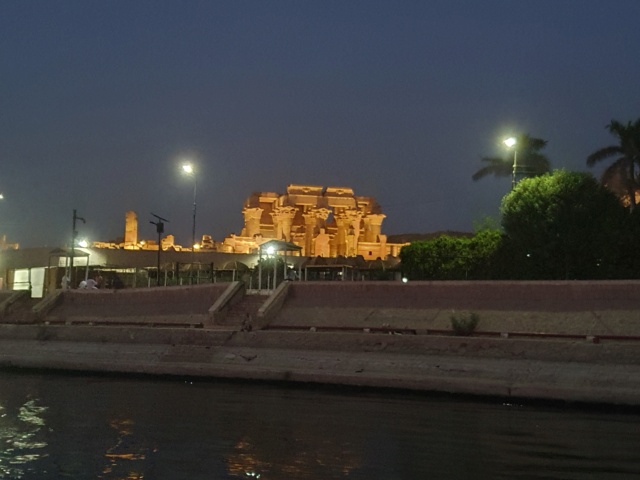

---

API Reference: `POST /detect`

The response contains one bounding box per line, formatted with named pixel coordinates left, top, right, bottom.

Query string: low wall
left=3, top=323, right=637, bottom=364
left=283, top=280, right=640, bottom=311
left=271, top=281, right=640, bottom=336
left=47, top=284, right=228, bottom=320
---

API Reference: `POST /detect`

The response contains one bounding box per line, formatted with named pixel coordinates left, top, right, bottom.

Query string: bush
left=450, top=311, right=479, bottom=336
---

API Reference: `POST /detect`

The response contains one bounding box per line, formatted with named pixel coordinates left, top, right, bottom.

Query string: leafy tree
left=586, top=119, right=640, bottom=211
left=400, top=230, right=502, bottom=280
left=467, top=228, right=504, bottom=278
left=472, top=134, right=551, bottom=183
left=620, top=207, right=640, bottom=277
left=500, top=170, right=628, bottom=279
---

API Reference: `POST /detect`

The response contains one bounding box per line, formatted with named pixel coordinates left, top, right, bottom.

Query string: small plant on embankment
left=450, top=311, right=479, bottom=336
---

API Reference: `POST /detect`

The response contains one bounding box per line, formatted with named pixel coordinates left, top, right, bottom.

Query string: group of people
left=78, top=274, right=103, bottom=289
left=60, top=272, right=107, bottom=290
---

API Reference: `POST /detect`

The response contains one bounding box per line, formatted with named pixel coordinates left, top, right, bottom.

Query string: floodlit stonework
left=0, top=235, right=19, bottom=251
left=89, top=186, right=406, bottom=259
left=221, top=184, right=405, bottom=259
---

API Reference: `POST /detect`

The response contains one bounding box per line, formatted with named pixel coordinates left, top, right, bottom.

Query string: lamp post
left=182, top=163, right=197, bottom=252
left=70, top=209, right=86, bottom=288
left=150, top=213, right=169, bottom=286
left=182, top=163, right=198, bottom=284
left=504, top=136, right=518, bottom=189
left=267, top=245, right=276, bottom=290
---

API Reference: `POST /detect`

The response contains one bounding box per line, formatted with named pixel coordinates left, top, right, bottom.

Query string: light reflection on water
left=101, top=418, right=153, bottom=479
left=0, top=398, right=49, bottom=478
left=0, top=370, right=639, bottom=479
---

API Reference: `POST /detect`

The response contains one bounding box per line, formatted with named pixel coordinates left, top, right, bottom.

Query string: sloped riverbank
left=1, top=280, right=640, bottom=406
left=1, top=324, right=639, bottom=406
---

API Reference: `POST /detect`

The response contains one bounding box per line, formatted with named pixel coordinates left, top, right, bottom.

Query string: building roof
left=259, top=239, right=302, bottom=253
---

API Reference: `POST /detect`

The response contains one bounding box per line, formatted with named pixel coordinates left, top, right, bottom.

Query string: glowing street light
left=181, top=163, right=198, bottom=252
left=504, top=136, right=517, bottom=148
left=504, top=136, right=518, bottom=189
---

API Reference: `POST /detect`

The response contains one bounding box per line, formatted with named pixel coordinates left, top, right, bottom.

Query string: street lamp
left=266, top=245, right=276, bottom=290
left=150, top=213, right=169, bottom=286
left=181, top=163, right=197, bottom=252
left=504, top=137, right=518, bottom=189
left=69, top=209, right=86, bottom=288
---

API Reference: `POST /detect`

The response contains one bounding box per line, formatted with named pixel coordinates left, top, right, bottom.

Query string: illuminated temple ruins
left=91, top=185, right=405, bottom=260
left=220, top=184, right=404, bottom=260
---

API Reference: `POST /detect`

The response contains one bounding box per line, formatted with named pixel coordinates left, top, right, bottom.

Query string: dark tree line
left=587, top=119, right=640, bottom=211
left=405, top=118, right=640, bottom=280
left=402, top=170, right=640, bottom=280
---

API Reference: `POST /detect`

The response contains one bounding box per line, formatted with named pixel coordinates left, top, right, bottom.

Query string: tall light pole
left=504, top=136, right=518, bottom=189
left=70, top=209, right=86, bottom=288
left=150, top=213, right=169, bottom=286
left=182, top=163, right=197, bottom=252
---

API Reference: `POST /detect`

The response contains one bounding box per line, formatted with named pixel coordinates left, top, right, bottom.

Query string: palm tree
left=586, top=119, right=640, bottom=211
left=472, top=134, right=551, bottom=183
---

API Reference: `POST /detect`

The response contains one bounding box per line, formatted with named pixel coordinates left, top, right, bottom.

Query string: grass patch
left=450, top=311, right=479, bottom=336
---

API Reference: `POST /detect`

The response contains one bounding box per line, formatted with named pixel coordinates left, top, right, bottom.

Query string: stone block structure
left=222, top=184, right=405, bottom=259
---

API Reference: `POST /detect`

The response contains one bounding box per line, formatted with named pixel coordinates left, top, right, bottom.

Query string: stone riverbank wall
left=0, top=281, right=639, bottom=406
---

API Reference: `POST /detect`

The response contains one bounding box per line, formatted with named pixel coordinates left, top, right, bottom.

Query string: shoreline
left=6, top=363, right=638, bottom=413
left=2, top=325, right=640, bottom=407
left=2, top=281, right=640, bottom=407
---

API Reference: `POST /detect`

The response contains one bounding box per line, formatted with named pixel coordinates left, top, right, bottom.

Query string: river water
left=1, top=370, right=639, bottom=480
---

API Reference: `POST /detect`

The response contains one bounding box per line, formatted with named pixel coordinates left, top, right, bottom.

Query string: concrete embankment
left=1, top=323, right=640, bottom=406
left=1, top=281, right=640, bottom=406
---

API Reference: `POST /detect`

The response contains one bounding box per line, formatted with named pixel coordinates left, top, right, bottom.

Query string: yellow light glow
left=77, top=239, right=88, bottom=248
left=193, top=243, right=201, bottom=250
left=182, top=163, right=194, bottom=174
left=504, top=137, right=517, bottom=148
left=266, top=246, right=275, bottom=255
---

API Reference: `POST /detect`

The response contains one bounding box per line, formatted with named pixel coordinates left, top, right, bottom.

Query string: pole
left=157, top=228, right=161, bottom=285
left=258, top=246, right=263, bottom=292
left=511, top=149, right=518, bottom=189
left=273, top=251, right=277, bottom=291
left=191, top=177, right=197, bottom=283
left=192, top=177, right=197, bottom=253
left=150, top=213, right=169, bottom=287
left=70, top=209, right=85, bottom=288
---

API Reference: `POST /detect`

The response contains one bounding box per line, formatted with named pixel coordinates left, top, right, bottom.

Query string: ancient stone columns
left=271, top=206, right=297, bottom=241
left=242, top=207, right=263, bottom=238
left=124, top=211, right=138, bottom=248
left=363, top=214, right=386, bottom=242
left=334, top=209, right=363, bottom=256
left=303, top=208, right=330, bottom=256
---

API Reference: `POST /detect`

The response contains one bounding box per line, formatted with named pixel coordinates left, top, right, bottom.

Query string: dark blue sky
left=2, top=0, right=639, bottom=248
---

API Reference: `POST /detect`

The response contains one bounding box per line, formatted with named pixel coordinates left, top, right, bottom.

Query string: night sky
left=2, top=0, right=639, bottom=248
